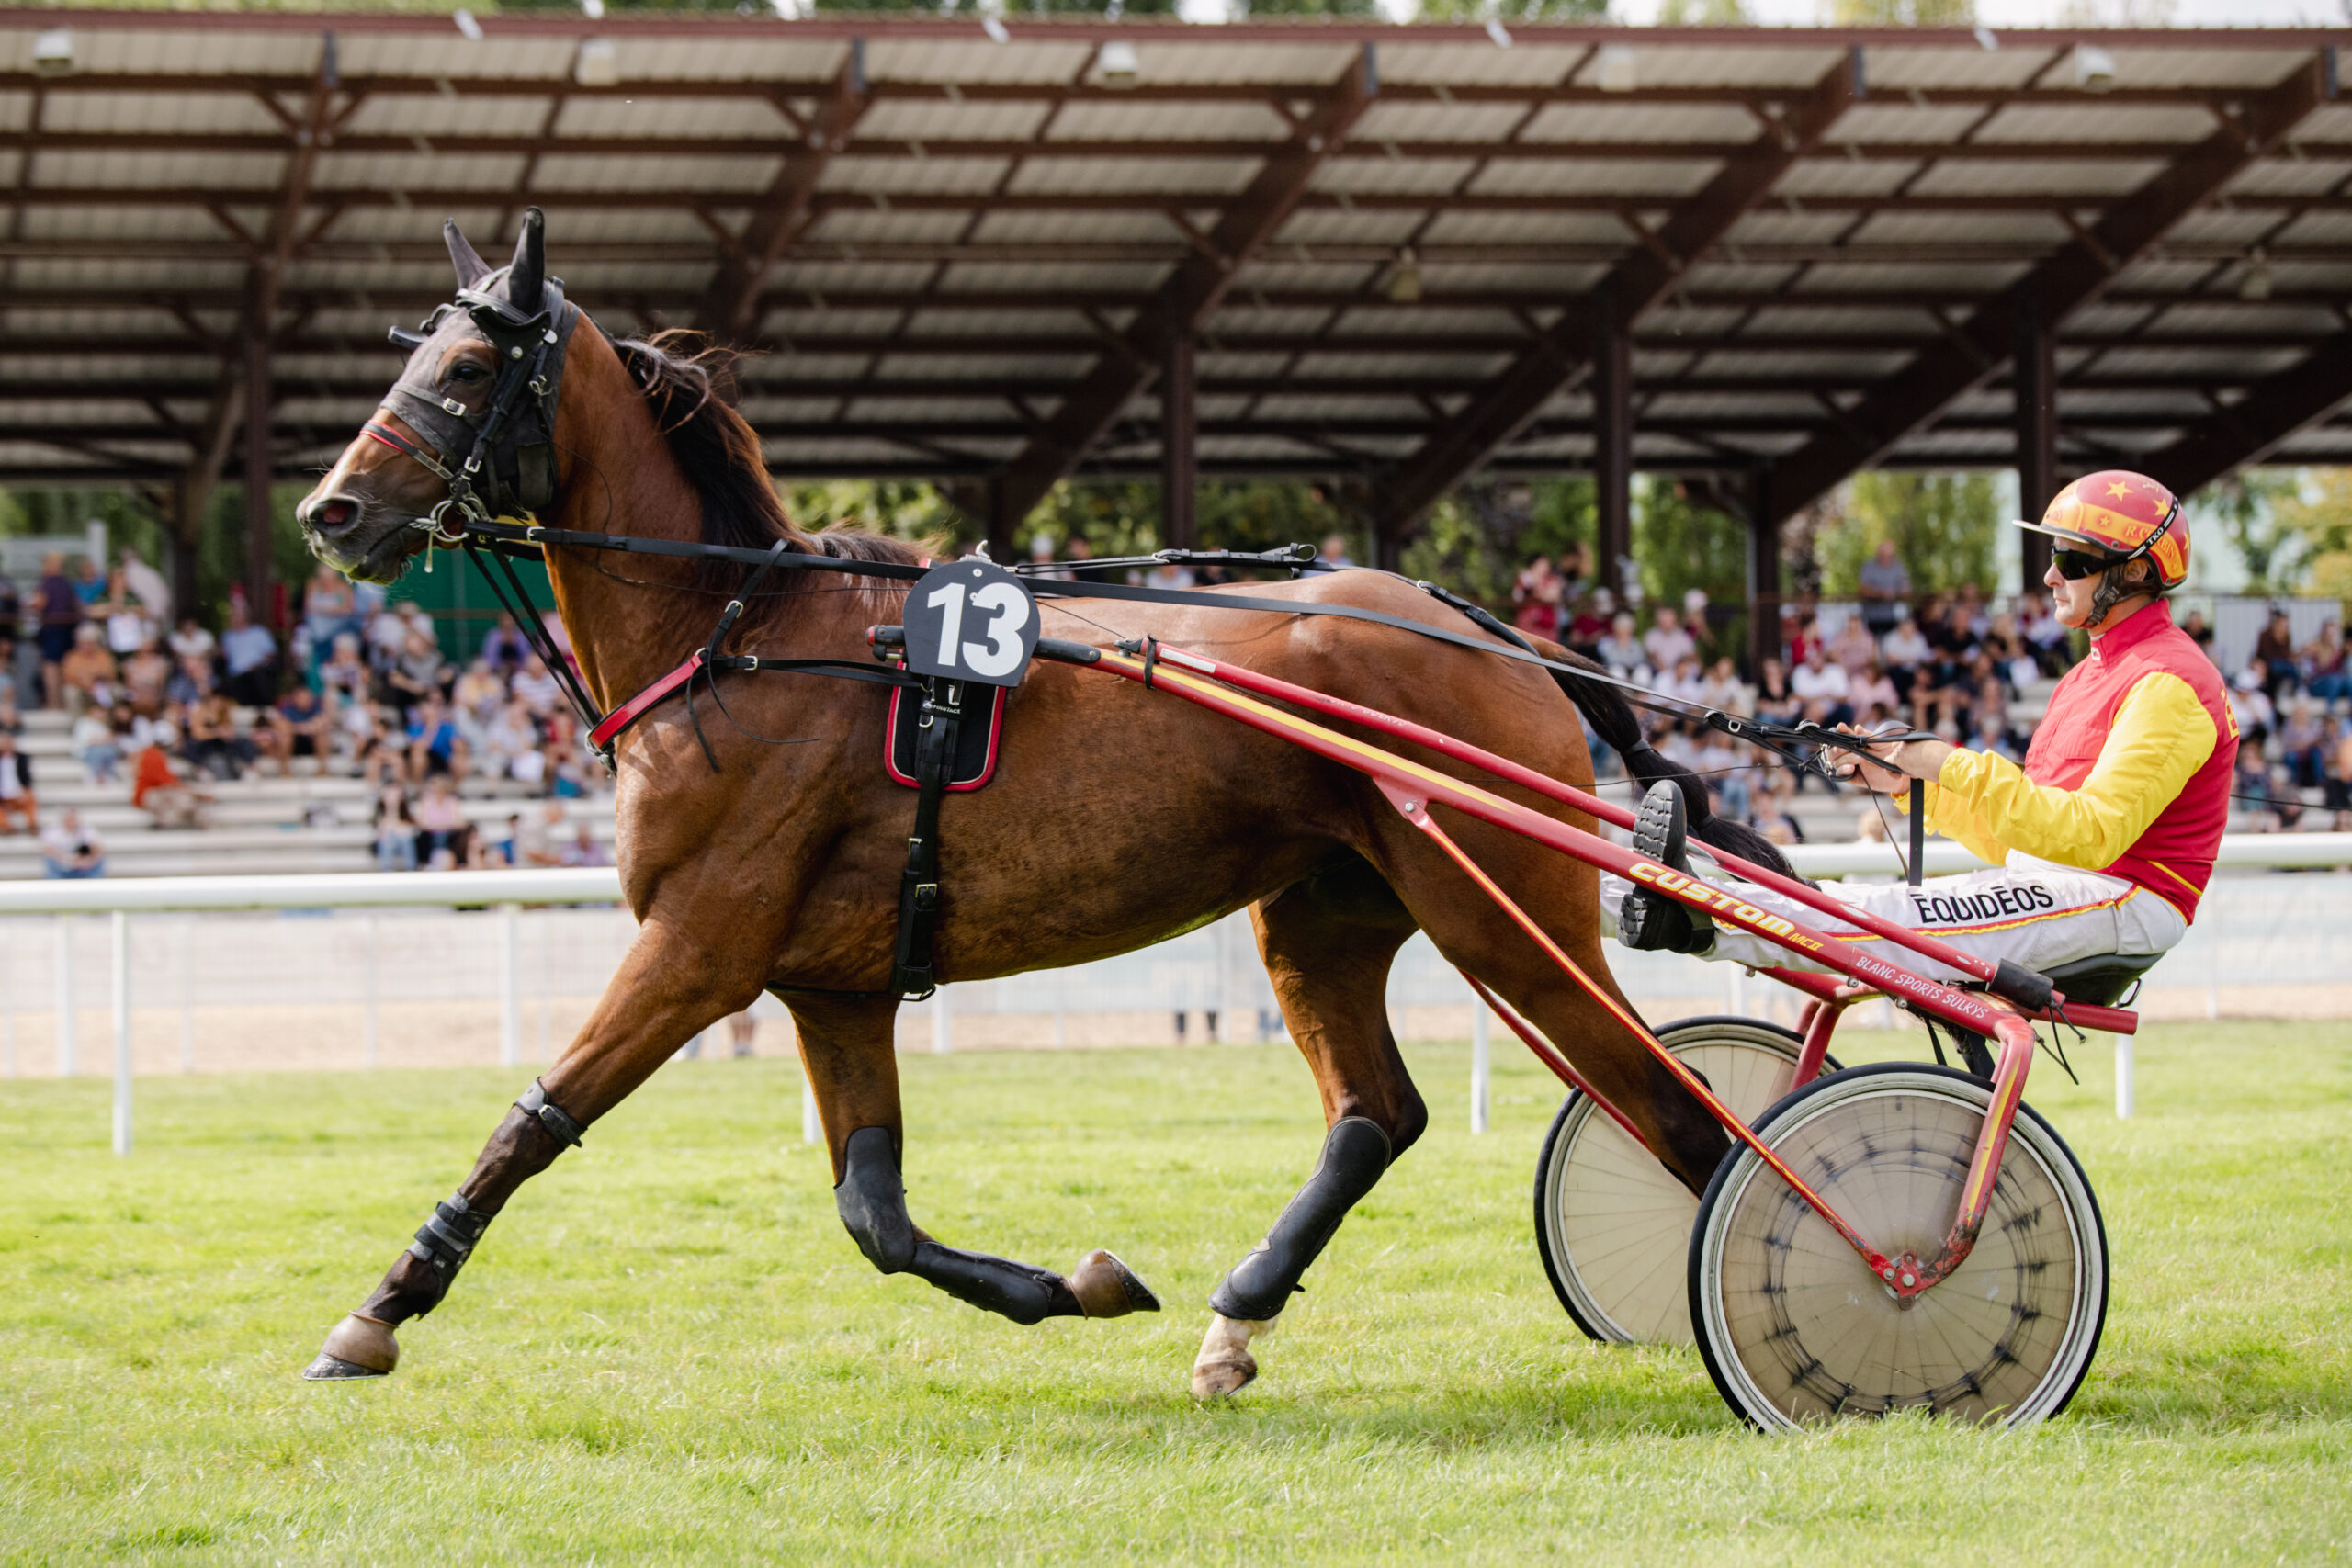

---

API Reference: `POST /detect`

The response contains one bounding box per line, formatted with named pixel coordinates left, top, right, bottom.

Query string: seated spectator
left=2230, top=665, right=2275, bottom=749
left=1750, top=765, right=1804, bottom=844
left=318, top=633, right=371, bottom=708
left=1878, top=611, right=1929, bottom=701
left=35, top=552, right=83, bottom=709
left=1697, top=656, right=1751, bottom=717
left=1857, top=538, right=1911, bottom=635
left=131, top=723, right=209, bottom=829
left=561, top=823, right=611, bottom=868
left=2018, top=592, right=2071, bottom=677
left=1664, top=653, right=1705, bottom=705
left=513, top=653, right=562, bottom=716
left=365, top=602, right=411, bottom=671
left=1681, top=589, right=1713, bottom=660
left=1596, top=613, right=1646, bottom=682
left=2302, top=618, right=2347, bottom=705
left=184, top=691, right=256, bottom=780
left=516, top=800, right=569, bottom=867
left=386, top=631, right=451, bottom=716
left=59, top=622, right=119, bottom=716
left=2255, top=607, right=2299, bottom=701
left=411, top=773, right=472, bottom=863
left=264, top=683, right=334, bottom=771
left=72, top=705, right=122, bottom=784
left=1829, top=613, right=1877, bottom=678
left=167, top=615, right=216, bottom=667
left=2179, top=605, right=2216, bottom=657
left=1849, top=660, right=1900, bottom=725
left=1510, top=555, right=1562, bottom=641
left=1753, top=656, right=1800, bottom=727
left=219, top=602, right=282, bottom=707
left=404, top=692, right=467, bottom=779
left=479, top=613, right=532, bottom=678
left=485, top=813, right=523, bottom=869
left=2280, top=698, right=2327, bottom=789
left=1791, top=644, right=1853, bottom=728
left=483, top=697, right=545, bottom=785
left=1644, top=605, right=1696, bottom=677
left=99, top=566, right=152, bottom=658
left=0, top=731, right=35, bottom=834
left=372, top=784, right=419, bottom=873
left=452, top=658, right=504, bottom=728
left=2329, top=720, right=2352, bottom=831
left=1563, top=587, right=1611, bottom=661
left=300, top=565, right=360, bottom=660
left=120, top=637, right=173, bottom=718
left=164, top=653, right=211, bottom=712
left=41, top=807, right=105, bottom=879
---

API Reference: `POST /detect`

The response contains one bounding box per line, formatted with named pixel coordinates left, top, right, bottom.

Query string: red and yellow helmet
left=2015, top=469, right=2189, bottom=590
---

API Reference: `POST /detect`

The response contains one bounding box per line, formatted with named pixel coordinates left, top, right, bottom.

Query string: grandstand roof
left=4, top=9, right=2350, bottom=540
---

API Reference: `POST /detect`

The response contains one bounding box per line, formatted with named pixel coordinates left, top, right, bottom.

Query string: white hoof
left=1191, top=1313, right=1273, bottom=1399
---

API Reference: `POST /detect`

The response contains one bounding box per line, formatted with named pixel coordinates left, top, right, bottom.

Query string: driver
left=1611, top=469, right=2236, bottom=987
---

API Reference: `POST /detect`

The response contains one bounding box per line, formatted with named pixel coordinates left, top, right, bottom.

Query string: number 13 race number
left=902, top=559, right=1039, bottom=687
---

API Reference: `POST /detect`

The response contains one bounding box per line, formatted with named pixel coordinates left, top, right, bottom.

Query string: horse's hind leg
left=1196, top=857, right=1424, bottom=1398
left=785, top=989, right=1161, bottom=1325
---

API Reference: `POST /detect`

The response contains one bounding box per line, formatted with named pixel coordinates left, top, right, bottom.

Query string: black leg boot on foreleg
left=835, top=1126, right=1160, bottom=1325
left=1195, top=1114, right=1393, bottom=1398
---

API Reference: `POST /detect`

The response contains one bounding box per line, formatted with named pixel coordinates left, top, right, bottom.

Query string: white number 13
left=923, top=580, right=1032, bottom=679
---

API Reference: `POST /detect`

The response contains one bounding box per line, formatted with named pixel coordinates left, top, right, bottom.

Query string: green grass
left=3, top=1021, right=2349, bottom=1564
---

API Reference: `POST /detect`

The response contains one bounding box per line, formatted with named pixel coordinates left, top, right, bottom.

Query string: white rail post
left=800, top=1066, right=820, bottom=1145
left=2204, top=903, right=2221, bottom=1021
left=498, top=903, right=520, bottom=1068
left=2114, top=1033, right=2133, bottom=1120
left=931, top=986, right=952, bottom=1055
left=1470, top=998, right=1491, bottom=1136
left=178, top=917, right=194, bottom=1074
left=362, top=914, right=379, bottom=1070
left=54, top=914, right=76, bottom=1077
left=111, top=909, right=131, bottom=1156
left=537, top=910, right=552, bottom=1063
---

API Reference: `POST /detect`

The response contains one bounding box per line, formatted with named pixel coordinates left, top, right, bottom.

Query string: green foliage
left=1829, top=0, right=1975, bottom=21
left=781, top=479, right=963, bottom=552
left=2200, top=470, right=2315, bottom=597
left=2274, top=468, right=2352, bottom=602
left=0, top=483, right=315, bottom=626
left=1401, top=477, right=1596, bottom=608
left=1817, top=472, right=2000, bottom=598
left=2, top=1021, right=2350, bottom=1561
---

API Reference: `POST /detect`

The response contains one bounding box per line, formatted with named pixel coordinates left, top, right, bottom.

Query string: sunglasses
left=2051, top=547, right=2115, bottom=581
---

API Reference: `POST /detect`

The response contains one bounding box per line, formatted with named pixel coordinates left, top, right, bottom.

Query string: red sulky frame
left=1053, top=637, right=2134, bottom=1303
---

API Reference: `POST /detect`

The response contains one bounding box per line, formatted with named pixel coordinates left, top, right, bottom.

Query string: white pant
left=1600, top=851, right=2187, bottom=986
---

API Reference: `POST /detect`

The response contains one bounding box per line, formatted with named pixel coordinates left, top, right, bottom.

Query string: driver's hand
left=1832, top=724, right=1922, bottom=794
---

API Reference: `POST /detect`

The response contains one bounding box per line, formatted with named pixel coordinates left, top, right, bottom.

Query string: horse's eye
left=449, top=363, right=487, bottom=385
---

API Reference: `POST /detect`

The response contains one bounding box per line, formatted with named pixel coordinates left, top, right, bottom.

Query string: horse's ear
left=445, top=220, right=491, bottom=289
left=507, top=207, right=547, bottom=316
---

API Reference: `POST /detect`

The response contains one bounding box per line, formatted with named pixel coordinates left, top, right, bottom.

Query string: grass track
left=3, top=1021, right=2349, bottom=1564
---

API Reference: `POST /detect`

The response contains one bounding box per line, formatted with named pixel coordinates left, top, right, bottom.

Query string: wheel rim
left=1540, top=1022, right=1808, bottom=1346
left=1695, top=1067, right=2106, bottom=1429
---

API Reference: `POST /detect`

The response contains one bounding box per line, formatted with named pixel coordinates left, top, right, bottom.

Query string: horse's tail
left=1524, top=636, right=1799, bottom=882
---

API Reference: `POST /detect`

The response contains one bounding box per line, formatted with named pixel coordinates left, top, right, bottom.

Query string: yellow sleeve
left=1921, top=671, right=2217, bottom=871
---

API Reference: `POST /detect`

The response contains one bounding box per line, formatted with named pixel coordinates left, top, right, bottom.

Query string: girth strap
left=889, top=676, right=964, bottom=1001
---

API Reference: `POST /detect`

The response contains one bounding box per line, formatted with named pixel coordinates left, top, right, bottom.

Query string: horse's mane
left=609, top=332, right=932, bottom=590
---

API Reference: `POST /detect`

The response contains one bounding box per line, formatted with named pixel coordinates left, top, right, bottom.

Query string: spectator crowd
left=0, top=550, right=613, bottom=875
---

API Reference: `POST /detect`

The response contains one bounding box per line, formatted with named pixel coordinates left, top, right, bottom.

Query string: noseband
left=362, top=276, right=581, bottom=543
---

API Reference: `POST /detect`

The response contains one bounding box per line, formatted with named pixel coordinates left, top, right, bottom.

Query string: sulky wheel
left=1689, top=1061, right=2108, bottom=1430
left=1532, top=1017, right=1834, bottom=1347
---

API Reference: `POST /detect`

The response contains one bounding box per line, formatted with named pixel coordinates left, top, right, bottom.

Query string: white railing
left=5, top=836, right=2349, bottom=1156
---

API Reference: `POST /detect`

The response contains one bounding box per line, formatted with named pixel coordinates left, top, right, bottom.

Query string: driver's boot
left=1616, top=781, right=1717, bottom=956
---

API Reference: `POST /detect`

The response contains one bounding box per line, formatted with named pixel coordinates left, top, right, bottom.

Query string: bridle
left=362, top=275, right=580, bottom=548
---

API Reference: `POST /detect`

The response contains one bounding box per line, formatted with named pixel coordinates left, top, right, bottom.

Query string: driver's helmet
left=2014, top=469, right=2189, bottom=590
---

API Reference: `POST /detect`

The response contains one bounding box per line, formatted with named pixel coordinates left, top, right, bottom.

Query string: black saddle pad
left=886, top=682, right=1006, bottom=793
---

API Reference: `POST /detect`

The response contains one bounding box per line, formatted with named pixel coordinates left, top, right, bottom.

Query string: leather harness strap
left=889, top=676, right=965, bottom=1001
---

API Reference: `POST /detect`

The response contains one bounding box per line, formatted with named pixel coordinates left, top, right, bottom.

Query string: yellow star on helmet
left=2105, top=480, right=2132, bottom=499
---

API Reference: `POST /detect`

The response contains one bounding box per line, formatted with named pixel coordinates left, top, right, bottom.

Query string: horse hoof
left=304, top=1313, right=400, bottom=1379
left=301, top=1353, right=390, bottom=1381
left=1069, top=1248, right=1161, bottom=1318
left=1190, top=1313, right=1268, bottom=1399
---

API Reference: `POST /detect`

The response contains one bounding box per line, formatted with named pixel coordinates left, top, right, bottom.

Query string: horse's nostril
left=307, top=496, right=361, bottom=532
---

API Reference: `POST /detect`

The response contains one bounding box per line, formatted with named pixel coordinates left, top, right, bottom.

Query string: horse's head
left=299, top=209, right=579, bottom=583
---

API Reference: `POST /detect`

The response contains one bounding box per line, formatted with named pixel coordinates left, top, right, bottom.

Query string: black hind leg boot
left=1617, top=781, right=1717, bottom=956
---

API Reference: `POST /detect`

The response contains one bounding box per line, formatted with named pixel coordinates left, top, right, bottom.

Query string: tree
left=1815, top=472, right=1999, bottom=598
left=2198, top=470, right=2305, bottom=595
left=2268, top=468, right=2352, bottom=602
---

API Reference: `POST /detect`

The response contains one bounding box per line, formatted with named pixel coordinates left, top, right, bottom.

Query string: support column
left=985, top=476, right=1021, bottom=565
left=1373, top=500, right=1405, bottom=573
left=2014, top=286, right=2058, bottom=595
left=1746, top=472, right=1781, bottom=680
left=1593, top=299, right=1634, bottom=597
left=243, top=329, right=275, bottom=625
left=1161, top=329, right=1198, bottom=551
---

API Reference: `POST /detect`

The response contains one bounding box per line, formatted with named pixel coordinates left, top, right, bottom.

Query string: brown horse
left=294, top=214, right=1769, bottom=1397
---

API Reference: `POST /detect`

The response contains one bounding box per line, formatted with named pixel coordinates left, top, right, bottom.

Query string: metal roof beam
left=984, top=45, right=1380, bottom=535
left=1755, top=50, right=2335, bottom=526
left=1379, top=51, right=1862, bottom=529
left=700, top=41, right=873, bottom=343
left=2142, top=327, right=2352, bottom=497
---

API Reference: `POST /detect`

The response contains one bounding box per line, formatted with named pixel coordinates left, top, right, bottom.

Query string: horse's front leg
left=786, top=989, right=1160, bottom=1325
left=301, top=915, right=752, bottom=1379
